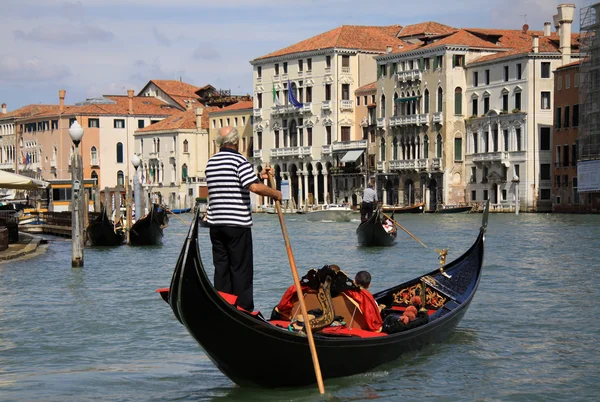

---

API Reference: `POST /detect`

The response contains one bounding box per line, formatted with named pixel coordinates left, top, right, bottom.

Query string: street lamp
left=511, top=175, right=520, bottom=216
left=69, top=120, right=84, bottom=267
left=131, top=154, right=142, bottom=221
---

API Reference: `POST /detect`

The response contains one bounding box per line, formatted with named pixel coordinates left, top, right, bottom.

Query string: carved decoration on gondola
left=392, top=283, right=447, bottom=309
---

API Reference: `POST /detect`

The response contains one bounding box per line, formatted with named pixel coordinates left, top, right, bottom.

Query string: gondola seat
left=290, top=293, right=370, bottom=331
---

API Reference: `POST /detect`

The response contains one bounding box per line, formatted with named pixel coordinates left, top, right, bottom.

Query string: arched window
left=424, top=89, right=430, bottom=114
left=381, top=94, right=386, bottom=117
left=436, top=133, right=443, bottom=158
left=392, top=137, right=398, bottom=160
left=380, top=137, right=386, bottom=161
left=454, top=87, right=463, bottom=115
left=437, top=87, right=443, bottom=112
left=181, top=163, right=188, bottom=179
left=289, top=120, right=298, bottom=147
left=393, top=93, right=399, bottom=116
left=91, top=170, right=98, bottom=184
left=183, top=139, right=189, bottom=153
left=116, top=142, right=123, bottom=163
left=473, top=132, right=479, bottom=153
left=423, top=135, right=429, bottom=159
left=117, top=170, right=124, bottom=186
left=91, top=146, right=98, bottom=163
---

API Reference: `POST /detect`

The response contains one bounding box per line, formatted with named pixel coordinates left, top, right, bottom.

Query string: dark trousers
left=209, top=226, right=254, bottom=311
left=360, top=202, right=374, bottom=222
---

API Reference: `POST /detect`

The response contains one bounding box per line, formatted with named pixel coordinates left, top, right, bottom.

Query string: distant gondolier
left=361, top=177, right=378, bottom=222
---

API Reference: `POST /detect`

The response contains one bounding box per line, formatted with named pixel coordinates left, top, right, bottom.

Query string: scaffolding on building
left=579, top=3, right=600, bottom=160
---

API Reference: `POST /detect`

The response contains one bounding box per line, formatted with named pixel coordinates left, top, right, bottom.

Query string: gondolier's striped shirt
left=206, top=148, right=259, bottom=227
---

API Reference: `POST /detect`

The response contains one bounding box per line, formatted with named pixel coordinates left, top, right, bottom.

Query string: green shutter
left=455, top=138, right=463, bottom=161
left=433, top=57, right=439, bottom=69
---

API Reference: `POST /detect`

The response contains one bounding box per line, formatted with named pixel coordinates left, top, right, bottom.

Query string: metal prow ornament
left=435, top=248, right=452, bottom=279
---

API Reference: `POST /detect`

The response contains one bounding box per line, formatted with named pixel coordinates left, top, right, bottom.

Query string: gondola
left=436, top=205, right=473, bottom=214
left=170, top=207, right=191, bottom=214
left=129, top=204, right=168, bottom=246
left=86, top=208, right=125, bottom=246
left=157, top=201, right=489, bottom=388
left=381, top=203, right=424, bottom=214
left=356, top=208, right=397, bottom=247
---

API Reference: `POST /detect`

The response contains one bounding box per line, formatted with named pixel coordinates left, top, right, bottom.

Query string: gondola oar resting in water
left=157, top=200, right=490, bottom=388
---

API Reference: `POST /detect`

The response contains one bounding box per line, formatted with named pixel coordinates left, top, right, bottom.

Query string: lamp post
left=131, top=154, right=142, bottom=224
left=512, top=175, right=520, bottom=216
left=69, top=121, right=84, bottom=267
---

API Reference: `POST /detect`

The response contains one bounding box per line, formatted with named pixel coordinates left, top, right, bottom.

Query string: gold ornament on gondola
left=435, top=248, right=452, bottom=279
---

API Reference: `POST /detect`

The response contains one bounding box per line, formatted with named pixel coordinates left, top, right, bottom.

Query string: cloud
left=0, top=55, right=71, bottom=83
left=152, top=26, right=171, bottom=46
left=130, top=58, right=186, bottom=83
left=192, top=42, right=221, bottom=60
left=13, top=23, right=114, bottom=45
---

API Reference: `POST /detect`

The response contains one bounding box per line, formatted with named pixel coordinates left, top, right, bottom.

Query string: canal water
left=1, top=212, right=599, bottom=401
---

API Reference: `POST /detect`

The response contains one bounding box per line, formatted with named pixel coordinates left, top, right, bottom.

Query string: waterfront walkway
left=0, top=232, right=47, bottom=262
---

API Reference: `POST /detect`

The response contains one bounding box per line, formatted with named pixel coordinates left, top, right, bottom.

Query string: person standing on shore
left=360, top=176, right=378, bottom=222
left=205, top=126, right=282, bottom=311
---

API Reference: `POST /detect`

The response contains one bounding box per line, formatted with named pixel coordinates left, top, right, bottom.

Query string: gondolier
left=206, top=126, right=282, bottom=311
left=361, top=177, right=378, bottom=222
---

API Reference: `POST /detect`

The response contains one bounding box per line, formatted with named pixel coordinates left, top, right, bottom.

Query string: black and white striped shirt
left=206, top=148, right=258, bottom=227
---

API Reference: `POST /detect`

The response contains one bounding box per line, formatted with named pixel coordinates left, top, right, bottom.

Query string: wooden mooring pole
left=71, top=149, right=84, bottom=268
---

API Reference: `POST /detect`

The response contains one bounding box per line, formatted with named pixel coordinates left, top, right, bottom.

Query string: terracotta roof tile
left=254, top=25, right=404, bottom=60
left=397, top=21, right=457, bottom=38
left=210, top=101, right=254, bottom=113
left=0, top=104, right=60, bottom=120
left=136, top=107, right=215, bottom=133
left=468, top=36, right=575, bottom=66
left=556, top=60, right=581, bottom=70
left=355, top=82, right=377, bottom=93
left=148, top=80, right=201, bottom=98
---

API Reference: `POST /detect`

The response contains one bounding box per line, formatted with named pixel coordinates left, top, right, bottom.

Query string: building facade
left=249, top=25, right=404, bottom=208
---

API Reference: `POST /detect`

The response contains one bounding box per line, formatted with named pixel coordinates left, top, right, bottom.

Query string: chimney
left=59, top=89, right=66, bottom=113
left=558, top=3, right=575, bottom=65
left=386, top=45, right=392, bottom=54
left=1, top=103, right=6, bottom=114
left=522, top=24, right=529, bottom=34
left=532, top=35, right=539, bottom=53
left=195, top=107, right=204, bottom=130
left=127, top=89, right=134, bottom=114
left=544, top=22, right=552, bottom=36
left=553, top=13, right=560, bottom=36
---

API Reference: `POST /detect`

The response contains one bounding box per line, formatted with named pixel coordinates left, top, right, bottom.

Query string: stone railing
left=270, top=146, right=312, bottom=158
left=253, top=149, right=262, bottom=159
left=332, top=139, right=368, bottom=151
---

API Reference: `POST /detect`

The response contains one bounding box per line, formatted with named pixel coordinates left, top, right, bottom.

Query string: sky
left=0, top=0, right=592, bottom=112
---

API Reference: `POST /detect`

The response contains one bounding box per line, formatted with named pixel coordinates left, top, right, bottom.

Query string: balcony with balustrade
left=341, top=66, right=351, bottom=74
left=253, top=109, right=262, bottom=118
left=90, top=158, right=99, bottom=167
left=431, top=158, right=442, bottom=170
left=270, top=146, right=313, bottom=159
left=396, top=69, right=423, bottom=82
left=321, top=101, right=332, bottom=111
left=432, top=112, right=443, bottom=124
left=332, top=139, right=368, bottom=152
left=50, top=159, right=57, bottom=167
left=417, top=113, right=429, bottom=124
left=340, top=100, right=354, bottom=111
left=388, top=158, right=429, bottom=171
left=253, top=149, right=262, bottom=159
left=301, top=103, right=312, bottom=114
left=322, top=144, right=332, bottom=155
left=273, top=75, right=280, bottom=82
left=376, top=161, right=386, bottom=171
left=376, top=117, right=386, bottom=128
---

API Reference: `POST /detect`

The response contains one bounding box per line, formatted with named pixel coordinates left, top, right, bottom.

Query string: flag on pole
left=272, top=83, right=281, bottom=106
left=287, top=80, right=303, bottom=109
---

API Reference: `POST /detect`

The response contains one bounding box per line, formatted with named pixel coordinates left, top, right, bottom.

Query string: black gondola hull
left=356, top=210, right=396, bottom=247
left=130, top=204, right=168, bottom=246
left=86, top=211, right=125, bottom=246
left=437, top=206, right=473, bottom=214
left=164, top=205, right=487, bottom=388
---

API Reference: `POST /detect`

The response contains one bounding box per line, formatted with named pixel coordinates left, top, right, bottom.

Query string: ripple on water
left=1, top=213, right=600, bottom=400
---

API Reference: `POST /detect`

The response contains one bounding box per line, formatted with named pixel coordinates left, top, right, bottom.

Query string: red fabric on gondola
left=389, top=305, right=436, bottom=316
left=218, top=291, right=238, bottom=305
left=343, top=289, right=383, bottom=332
left=269, top=320, right=292, bottom=328
left=320, top=326, right=387, bottom=338
left=156, top=287, right=169, bottom=294
left=275, top=284, right=313, bottom=314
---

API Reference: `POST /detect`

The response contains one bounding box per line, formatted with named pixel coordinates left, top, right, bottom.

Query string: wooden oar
left=382, top=212, right=428, bottom=248
left=168, top=211, right=189, bottom=224
left=268, top=173, right=325, bottom=395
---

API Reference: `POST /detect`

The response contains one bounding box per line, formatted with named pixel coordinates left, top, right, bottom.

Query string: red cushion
left=269, top=320, right=292, bottom=328
left=218, top=291, right=238, bottom=305
left=389, top=305, right=436, bottom=316
left=320, top=326, right=387, bottom=338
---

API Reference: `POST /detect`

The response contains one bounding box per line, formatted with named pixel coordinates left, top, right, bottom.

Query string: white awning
left=0, top=170, right=48, bottom=190
left=340, top=150, right=364, bottom=163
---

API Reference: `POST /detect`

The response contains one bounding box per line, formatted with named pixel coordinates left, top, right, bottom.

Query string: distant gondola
left=381, top=203, right=424, bottom=214
left=170, top=207, right=191, bottom=214
left=356, top=208, right=397, bottom=247
left=86, top=208, right=125, bottom=246
left=129, top=204, right=168, bottom=246
left=157, top=201, right=489, bottom=388
left=436, top=205, right=473, bottom=214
